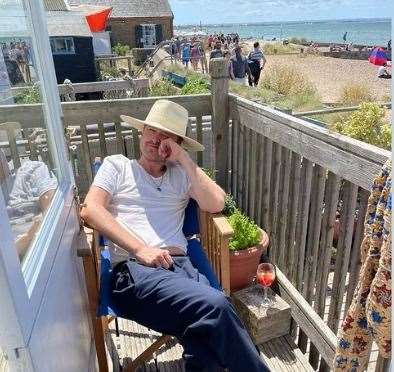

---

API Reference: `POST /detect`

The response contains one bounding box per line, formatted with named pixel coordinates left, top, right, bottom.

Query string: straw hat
left=120, top=99, right=204, bottom=152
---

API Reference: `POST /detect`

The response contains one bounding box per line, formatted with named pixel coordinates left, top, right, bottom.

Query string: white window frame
left=0, top=0, right=76, bottom=344
left=50, top=36, right=75, bottom=55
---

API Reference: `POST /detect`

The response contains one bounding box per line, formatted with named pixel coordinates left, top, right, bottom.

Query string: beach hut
left=71, top=0, right=174, bottom=48
left=45, top=4, right=98, bottom=83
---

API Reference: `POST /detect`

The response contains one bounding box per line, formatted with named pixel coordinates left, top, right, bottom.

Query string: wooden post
left=209, top=58, right=229, bottom=190
left=127, top=56, right=132, bottom=76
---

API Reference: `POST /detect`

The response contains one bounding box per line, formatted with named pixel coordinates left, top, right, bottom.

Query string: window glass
left=0, top=0, right=59, bottom=266
left=50, top=37, right=75, bottom=55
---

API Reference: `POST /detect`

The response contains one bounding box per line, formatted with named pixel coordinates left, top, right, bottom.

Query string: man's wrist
left=177, top=149, right=192, bottom=166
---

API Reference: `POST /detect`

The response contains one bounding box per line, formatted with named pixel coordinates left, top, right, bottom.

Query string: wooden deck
left=108, top=319, right=315, bottom=372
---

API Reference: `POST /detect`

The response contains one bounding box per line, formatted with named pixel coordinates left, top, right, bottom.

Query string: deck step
left=259, top=335, right=315, bottom=372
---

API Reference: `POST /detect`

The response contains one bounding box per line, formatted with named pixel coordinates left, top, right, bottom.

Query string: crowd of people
left=170, top=33, right=267, bottom=87
left=1, top=40, right=33, bottom=85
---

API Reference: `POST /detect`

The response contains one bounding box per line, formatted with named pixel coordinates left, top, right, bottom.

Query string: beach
left=262, top=54, right=390, bottom=104
left=231, top=40, right=391, bottom=104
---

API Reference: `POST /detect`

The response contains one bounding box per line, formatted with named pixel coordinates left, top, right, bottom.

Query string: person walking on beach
left=181, top=43, right=191, bottom=68
left=190, top=43, right=200, bottom=71
left=229, top=45, right=250, bottom=86
left=210, top=40, right=223, bottom=59
left=198, top=42, right=208, bottom=73
left=247, top=41, right=266, bottom=87
left=175, top=37, right=181, bottom=59
left=342, top=31, right=348, bottom=43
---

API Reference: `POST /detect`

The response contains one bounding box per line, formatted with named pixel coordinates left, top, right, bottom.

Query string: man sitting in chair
left=81, top=100, right=269, bottom=371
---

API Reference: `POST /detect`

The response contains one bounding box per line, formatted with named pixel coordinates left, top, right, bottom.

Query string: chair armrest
left=212, top=215, right=234, bottom=238
left=77, top=227, right=94, bottom=257
left=199, top=211, right=234, bottom=294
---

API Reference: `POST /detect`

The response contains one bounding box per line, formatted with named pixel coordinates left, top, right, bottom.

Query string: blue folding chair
left=78, top=198, right=233, bottom=372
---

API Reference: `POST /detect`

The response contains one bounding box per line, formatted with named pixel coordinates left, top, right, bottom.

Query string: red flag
left=86, top=7, right=112, bottom=33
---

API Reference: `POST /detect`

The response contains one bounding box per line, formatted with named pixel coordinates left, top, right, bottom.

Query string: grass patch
left=149, top=79, right=179, bottom=97
left=181, top=75, right=210, bottom=94
left=263, top=42, right=300, bottom=55
left=259, top=65, right=321, bottom=111
left=340, top=83, right=374, bottom=105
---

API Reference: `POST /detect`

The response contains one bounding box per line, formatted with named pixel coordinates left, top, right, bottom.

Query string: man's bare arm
left=158, top=139, right=225, bottom=213
left=80, top=186, right=173, bottom=268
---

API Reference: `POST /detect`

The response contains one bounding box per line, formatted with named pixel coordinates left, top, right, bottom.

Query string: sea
left=174, top=18, right=391, bottom=46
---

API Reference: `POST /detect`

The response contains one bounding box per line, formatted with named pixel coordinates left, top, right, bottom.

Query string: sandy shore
left=264, top=54, right=391, bottom=103
left=238, top=40, right=391, bottom=103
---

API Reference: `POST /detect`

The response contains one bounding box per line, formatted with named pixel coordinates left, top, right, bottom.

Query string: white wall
left=92, top=32, right=111, bottom=56
left=27, top=210, right=94, bottom=372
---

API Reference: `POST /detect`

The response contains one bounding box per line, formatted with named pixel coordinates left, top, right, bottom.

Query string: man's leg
left=254, top=68, right=262, bottom=86
left=111, top=258, right=269, bottom=372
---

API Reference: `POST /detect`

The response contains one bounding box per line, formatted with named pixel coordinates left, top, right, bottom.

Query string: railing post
left=209, top=57, right=229, bottom=190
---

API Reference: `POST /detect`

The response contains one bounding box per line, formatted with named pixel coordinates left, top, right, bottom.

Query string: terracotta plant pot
left=229, top=229, right=269, bottom=292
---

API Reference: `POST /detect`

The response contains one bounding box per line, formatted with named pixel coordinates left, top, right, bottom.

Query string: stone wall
left=108, top=17, right=173, bottom=48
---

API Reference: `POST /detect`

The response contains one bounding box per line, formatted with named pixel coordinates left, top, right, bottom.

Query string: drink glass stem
left=263, top=286, right=268, bottom=301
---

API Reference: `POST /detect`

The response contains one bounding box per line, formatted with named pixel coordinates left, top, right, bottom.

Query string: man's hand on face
left=135, top=246, right=174, bottom=269
left=158, top=138, right=187, bottom=163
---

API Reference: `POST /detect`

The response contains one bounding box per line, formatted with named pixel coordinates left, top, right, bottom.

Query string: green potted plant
left=223, top=195, right=269, bottom=292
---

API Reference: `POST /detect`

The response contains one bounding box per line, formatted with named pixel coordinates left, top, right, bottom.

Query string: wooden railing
left=227, top=93, right=390, bottom=370
left=0, top=94, right=213, bottom=196
left=11, top=79, right=150, bottom=101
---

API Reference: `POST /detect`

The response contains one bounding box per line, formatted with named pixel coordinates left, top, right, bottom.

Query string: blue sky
left=168, top=0, right=393, bottom=25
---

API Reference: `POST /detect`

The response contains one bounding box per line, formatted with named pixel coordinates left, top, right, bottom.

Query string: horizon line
left=174, top=16, right=391, bottom=27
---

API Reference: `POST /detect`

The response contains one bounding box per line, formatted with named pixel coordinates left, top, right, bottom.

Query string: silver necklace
left=145, top=165, right=167, bottom=192
left=147, top=173, right=165, bottom=191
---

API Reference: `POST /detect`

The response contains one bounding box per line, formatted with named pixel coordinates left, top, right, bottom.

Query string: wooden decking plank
left=284, top=335, right=315, bottom=372
left=259, top=336, right=314, bottom=372
left=109, top=318, right=157, bottom=372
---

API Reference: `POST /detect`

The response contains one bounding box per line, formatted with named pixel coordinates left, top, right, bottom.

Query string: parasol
left=368, top=47, right=388, bottom=66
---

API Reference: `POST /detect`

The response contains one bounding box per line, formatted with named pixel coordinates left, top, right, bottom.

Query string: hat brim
left=120, top=115, right=205, bottom=152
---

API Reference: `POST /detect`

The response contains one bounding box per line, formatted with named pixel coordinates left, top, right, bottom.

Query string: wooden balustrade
left=0, top=94, right=213, bottom=196
left=11, top=79, right=150, bottom=101
left=227, top=92, right=390, bottom=370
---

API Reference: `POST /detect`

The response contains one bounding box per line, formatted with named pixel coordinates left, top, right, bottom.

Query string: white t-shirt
left=92, top=155, right=191, bottom=266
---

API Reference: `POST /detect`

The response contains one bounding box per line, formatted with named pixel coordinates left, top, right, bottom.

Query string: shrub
left=100, top=66, right=122, bottom=79
left=289, top=37, right=307, bottom=45
left=289, top=37, right=301, bottom=44
left=263, top=42, right=299, bottom=55
left=330, top=102, right=391, bottom=150
left=181, top=75, right=210, bottom=94
left=228, top=209, right=261, bottom=251
left=222, top=194, right=237, bottom=217
left=202, top=168, right=216, bottom=180
left=15, top=85, right=41, bottom=104
left=261, top=65, right=316, bottom=96
left=340, top=83, right=374, bottom=105
left=149, top=79, right=179, bottom=97
left=112, top=42, right=130, bottom=56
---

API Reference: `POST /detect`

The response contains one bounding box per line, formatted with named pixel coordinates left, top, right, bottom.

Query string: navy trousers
left=111, top=256, right=270, bottom=372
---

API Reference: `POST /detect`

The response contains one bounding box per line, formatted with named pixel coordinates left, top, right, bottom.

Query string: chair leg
left=115, top=317, right=120, bottom=337
left=124, top=335, right=172, bottom=372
